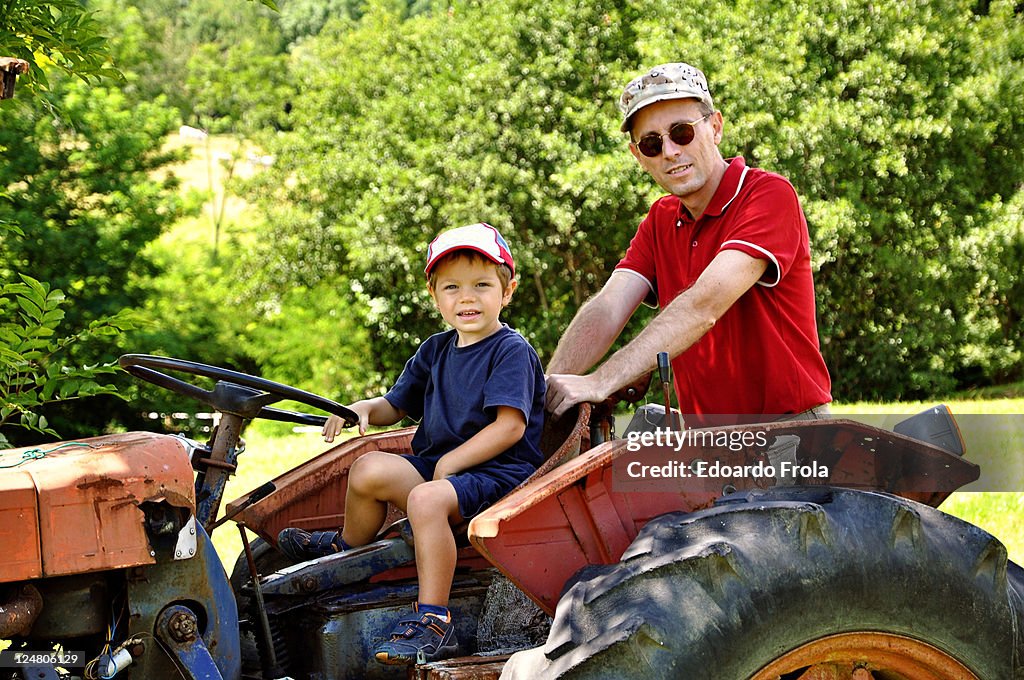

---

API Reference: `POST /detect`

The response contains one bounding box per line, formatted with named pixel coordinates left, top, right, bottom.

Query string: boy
left=277, top=222, right=546, bottom=665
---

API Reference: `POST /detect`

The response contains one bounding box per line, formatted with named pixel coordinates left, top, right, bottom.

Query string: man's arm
left=546, top=271, right=650, bottom=375
left=432, top=406, right=526, bottom=480
left=546, top=249, right=768, bottom=417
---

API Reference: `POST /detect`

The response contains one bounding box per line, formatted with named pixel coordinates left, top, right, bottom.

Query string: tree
left=0, top=78, right=187, bottom=331
left=239, top=0, right=649, bottom=392
left=0, top=0, right=118, bottom=94
left=0, top=68, right=191, bottom=440
left=237, top=0, right=1023, bottom=400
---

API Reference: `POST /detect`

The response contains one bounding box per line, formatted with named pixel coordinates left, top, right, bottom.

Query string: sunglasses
left=632, top=113, right=711, bottom=157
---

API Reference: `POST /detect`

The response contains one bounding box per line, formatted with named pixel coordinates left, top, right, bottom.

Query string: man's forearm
left=591, top=250, right=766, bottom=391
left=593, top=297, right=714, bottom=390
left=547, top=295, right=631, bottom=375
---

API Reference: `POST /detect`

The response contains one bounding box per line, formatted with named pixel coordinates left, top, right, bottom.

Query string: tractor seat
left=522, top=402, right=592, bottom=488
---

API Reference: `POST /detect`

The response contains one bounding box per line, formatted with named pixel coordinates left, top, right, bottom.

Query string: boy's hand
left=322, top=414, right=348, bottom=442
left=323, top=402, right=371, bottom=442
left=432, top=457, right=458, bottom=481
left=431, top=406, right=527, bottom=480
left=323, top=397, right=405, bottom=442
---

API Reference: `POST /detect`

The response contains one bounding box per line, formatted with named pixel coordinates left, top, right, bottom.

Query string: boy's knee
left=406, top=480, right=457, bottom=519
left=348, top=451, right=391, bottom=492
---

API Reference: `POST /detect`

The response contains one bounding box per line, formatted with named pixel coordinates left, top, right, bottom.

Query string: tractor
left=0, top=353, right=1021, bottom=679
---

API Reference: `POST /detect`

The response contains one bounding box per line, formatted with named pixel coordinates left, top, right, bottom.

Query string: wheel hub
left=750, top=632, right=978, bottom=680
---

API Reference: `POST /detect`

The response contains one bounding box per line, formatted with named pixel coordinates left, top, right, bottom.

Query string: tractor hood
left=0, top=432, right=195, bottom=583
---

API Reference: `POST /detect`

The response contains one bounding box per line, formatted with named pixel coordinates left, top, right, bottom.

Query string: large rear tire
left=501, top=487, right=1024, bottom=679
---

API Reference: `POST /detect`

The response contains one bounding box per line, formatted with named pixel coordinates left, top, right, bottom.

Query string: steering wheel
left=118, top=354, right=358, bottom=428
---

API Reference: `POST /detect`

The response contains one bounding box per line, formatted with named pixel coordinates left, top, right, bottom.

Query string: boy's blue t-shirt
left=384, top=324, right=546, bottom=473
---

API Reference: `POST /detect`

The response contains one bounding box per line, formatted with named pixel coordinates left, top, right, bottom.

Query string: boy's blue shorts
left=402, top=454, right=536, bottom=520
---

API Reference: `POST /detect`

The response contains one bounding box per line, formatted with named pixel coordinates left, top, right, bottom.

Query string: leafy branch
left=0, top=271, right=136, bottom=447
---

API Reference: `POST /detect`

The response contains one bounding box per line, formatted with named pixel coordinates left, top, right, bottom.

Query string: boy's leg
left=404, top=479, right=462, bottom=606
left=374, top=479, right=461, bottom=665
left=278, top=450, right=425, bottom=560
left=342, top=451, right=427, bottom=546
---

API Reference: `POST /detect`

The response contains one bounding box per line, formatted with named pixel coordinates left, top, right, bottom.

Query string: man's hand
left=545, top=373, right=612, bottom=419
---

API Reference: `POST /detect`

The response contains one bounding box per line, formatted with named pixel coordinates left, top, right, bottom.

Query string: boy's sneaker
left=373, top=604, right=459, bottom=665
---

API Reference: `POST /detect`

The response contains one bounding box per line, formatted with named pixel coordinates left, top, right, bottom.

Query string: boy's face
left=428, top=254, right=516, bottom=346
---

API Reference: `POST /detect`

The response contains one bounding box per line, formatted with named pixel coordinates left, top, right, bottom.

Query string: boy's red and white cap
left=424, top=223, right=515, bottom=278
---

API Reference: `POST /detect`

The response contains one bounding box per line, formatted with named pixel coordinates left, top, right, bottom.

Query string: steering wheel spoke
left=257, top=406, right=329, bottom=428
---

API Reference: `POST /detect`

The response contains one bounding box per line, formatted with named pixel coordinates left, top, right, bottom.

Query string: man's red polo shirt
left=615, top=157, right=832, bottom=421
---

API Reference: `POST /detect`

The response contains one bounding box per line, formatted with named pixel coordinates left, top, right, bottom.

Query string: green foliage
left=0, top=0, right=120, bottom=94
left=232, top=0, right=1023, bottom=400
left=635, top=0, right=1024, bottom=399
left=0, top=272, right=134, bottom=447
left=0, top=77, right=188, bottom=330
left=277, top=0, right=362, bottom=45
left=0, top=71, right=192, bottom=438
left=237, top=281, right=376, bottom=397
left=185, top=39, right=295, bottom=133
left=956, top=191, right=1024, bottom=383
left=241, top=0, right=648, bottom=380
left=85, top=0, right=286, bottom=124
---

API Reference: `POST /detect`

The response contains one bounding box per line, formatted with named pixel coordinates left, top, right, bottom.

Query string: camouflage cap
left=618, top=62, right=714, bottom=132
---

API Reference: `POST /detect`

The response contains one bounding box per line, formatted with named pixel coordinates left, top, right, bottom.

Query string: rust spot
left=77, top=477, right=125, bottom=491
left=110, top=499, right=139, bottom=512
left=142, top=489, right=194, bottom=508
left=0, top=584, right=43, bottom=637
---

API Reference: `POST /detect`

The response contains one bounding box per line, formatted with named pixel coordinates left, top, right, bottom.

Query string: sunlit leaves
left=0, top=273, right=132, bottom=447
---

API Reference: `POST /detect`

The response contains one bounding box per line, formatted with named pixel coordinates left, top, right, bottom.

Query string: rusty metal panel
left=411, top=655, right=511, bottom=680
left=470, top=445, right=714, bottom=614
left=2, top=432, right=195, bottom=577
left=0, top=470, right=41, bottom=582
left=228, top=427, right=417, bottom=544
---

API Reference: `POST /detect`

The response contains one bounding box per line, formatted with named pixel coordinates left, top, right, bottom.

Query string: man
left=545, top=62, right=831, bottom=424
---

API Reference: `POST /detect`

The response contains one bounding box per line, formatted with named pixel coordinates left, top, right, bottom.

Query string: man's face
left=628, top=98, right=724, bottom=203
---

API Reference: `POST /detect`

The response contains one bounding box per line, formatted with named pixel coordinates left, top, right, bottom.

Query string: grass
left=830, top=397, right=1023, bottom=565
left=208, top=401, right=1024, bottom=573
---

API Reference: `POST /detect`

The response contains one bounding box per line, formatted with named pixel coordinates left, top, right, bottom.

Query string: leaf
left=44, top=289, right=66, bottom=307
left=40, top=309, right=66, bottom=326
left=0, top=223, right=25, bottom=237
left=41, top=379, right=58, bottom=401
left=58, top=379, right=80, bottom=399
left=15, top=296, right=44, bottom=322
left=16, top=274, right=49, bottom=306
